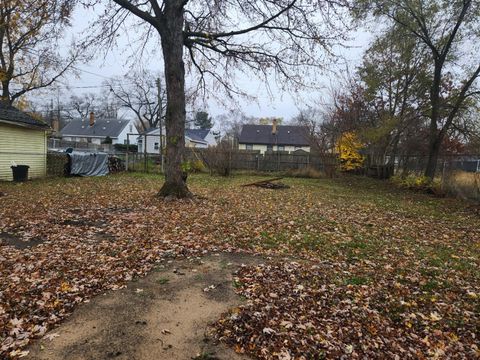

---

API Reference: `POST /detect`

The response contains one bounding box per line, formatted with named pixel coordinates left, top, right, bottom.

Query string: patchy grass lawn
left=0, top=173, right=479, bottom=359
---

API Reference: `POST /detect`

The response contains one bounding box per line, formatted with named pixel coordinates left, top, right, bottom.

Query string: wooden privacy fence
left=219, top=150, right=335, bottom=172
left=124, top=149, right=338, bottom=174
left=186, top=148, right=335, bottom=173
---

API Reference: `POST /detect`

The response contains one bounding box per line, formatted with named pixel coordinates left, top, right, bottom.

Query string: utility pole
left=156, top=78, right=164, bottom=172
left=56, top=87, right=61, bottom=130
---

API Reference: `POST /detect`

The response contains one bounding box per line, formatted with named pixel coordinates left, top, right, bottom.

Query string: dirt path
left=27, top=253, right=259, bottom=360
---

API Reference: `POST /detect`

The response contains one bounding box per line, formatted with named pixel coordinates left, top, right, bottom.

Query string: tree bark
left=424, top=137, right=442, bottom=179
left=424, top=60, right=443, bottom=180
left=157, top=1, right=192, bottom=198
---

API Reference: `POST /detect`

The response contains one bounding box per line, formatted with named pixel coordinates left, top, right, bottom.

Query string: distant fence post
left=126, top=134, right=130, bottom=171
left=143, top=134, right=147, bottom=173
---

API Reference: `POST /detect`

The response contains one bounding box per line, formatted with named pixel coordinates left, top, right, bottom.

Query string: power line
left=9, top=80, right=138, bottom=91
left=71, top=66, right=114, bottom=80
left=57, top=83, right=112, bottom=89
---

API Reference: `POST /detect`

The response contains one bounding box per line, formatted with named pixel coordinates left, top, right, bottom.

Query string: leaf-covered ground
left=0, top=173, right=479, bottom=359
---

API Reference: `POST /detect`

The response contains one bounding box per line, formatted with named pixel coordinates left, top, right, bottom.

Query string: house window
left=278, top=145, right=285, bottom=151
left=124, top=140, right=128, bottom=145
left=129, top=125, right=133, bottom=133
left=246, top=144, right=253, bottom=150
left=154, top=142, right=159, bottom=150
left=266, top=145, right=273, bottom=151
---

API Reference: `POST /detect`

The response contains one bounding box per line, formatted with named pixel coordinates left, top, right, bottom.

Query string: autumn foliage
left=337, top=132, right=365, bottom=171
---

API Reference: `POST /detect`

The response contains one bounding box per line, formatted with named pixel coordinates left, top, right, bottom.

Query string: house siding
left=137, top=128, right=208, bottom=153
left=0, top=123, right=47, bottom=181
left=137, top=130, right=166, bottom=154
left=239, top=143, right=310, bottom=154
left=186, top=139, right=207, bottom=148
left=117, top=121, right=137, bottom=145
left=203, top=132, right=218, bottom=146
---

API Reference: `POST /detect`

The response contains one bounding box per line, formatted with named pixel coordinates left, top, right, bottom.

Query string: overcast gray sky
left=57, top=4, right=373, bottom=122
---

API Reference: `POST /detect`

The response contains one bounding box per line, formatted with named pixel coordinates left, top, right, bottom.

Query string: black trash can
left=11, top=165, right=29, bottom=182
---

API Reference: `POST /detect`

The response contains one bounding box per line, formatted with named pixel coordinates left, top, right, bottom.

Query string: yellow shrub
left=337, top=132, right=365, bottom=171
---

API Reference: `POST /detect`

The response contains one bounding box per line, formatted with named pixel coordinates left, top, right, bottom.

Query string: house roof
left=141, top=127, right=208, bottom=145
left=185, top=129, right=210, bottom=142
left=0, top=102, right=50, bottom=130
left=186, top=129, right=210, bottom=141
left=239, top=125, right=310, bottom=146
left=61, top=118, right=131, bottom=138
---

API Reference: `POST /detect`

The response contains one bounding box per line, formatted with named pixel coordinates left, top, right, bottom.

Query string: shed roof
left=0, top=102, right=50, bottom=130
left=186, top=129, right=210, bottom=141
left=239, top=125, right=309, bottom=146
left=61, top=118, right=131, bottom=138
left=185, top=129, right=210, bottom=142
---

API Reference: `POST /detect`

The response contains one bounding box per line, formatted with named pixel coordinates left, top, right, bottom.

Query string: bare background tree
left=106, top=69, right=166, bottom=132
left=216, top=110, right=258, bottom=148
left=64, top=92, right=118, bottom=121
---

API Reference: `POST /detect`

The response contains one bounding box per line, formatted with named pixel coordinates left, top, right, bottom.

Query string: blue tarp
left=68, top=152, right=109, bottom=176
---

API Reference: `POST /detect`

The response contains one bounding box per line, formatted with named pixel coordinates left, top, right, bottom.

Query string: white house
left=137, top=128, right=218, bottom=154
left=60, top=113, right=137, bottom=145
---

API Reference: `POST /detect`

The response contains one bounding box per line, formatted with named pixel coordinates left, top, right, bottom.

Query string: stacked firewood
left=108, top=156, right=125, bottom=173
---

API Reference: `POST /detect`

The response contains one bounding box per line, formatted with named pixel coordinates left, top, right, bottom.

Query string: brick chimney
left=52, top=116, right=59, bottom=133
left=272, top=118, right=277, bottom=135
left=89, top=111, right=95, bottom=127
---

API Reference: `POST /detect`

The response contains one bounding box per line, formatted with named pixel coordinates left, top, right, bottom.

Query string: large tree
left=355, top=0, right=480, bottom=179
left=358, top=25, right=430, bottom=165
left=88, top=0, right=346, bottom=198
left=0, top=0, right=77, bottom=105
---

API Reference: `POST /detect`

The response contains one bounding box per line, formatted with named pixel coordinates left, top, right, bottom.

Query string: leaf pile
left=216, top=261, right=479, bottom=359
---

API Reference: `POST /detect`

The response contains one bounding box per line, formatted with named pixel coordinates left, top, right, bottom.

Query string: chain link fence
left=391, top=154, right=480, bottom=200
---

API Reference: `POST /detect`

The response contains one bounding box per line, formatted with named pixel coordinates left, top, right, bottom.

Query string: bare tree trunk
left=157, top=1, right=192, bottom=198
left=425, top=135, right=443, bottom=179
left=424, top=61, right=443, bottom=180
